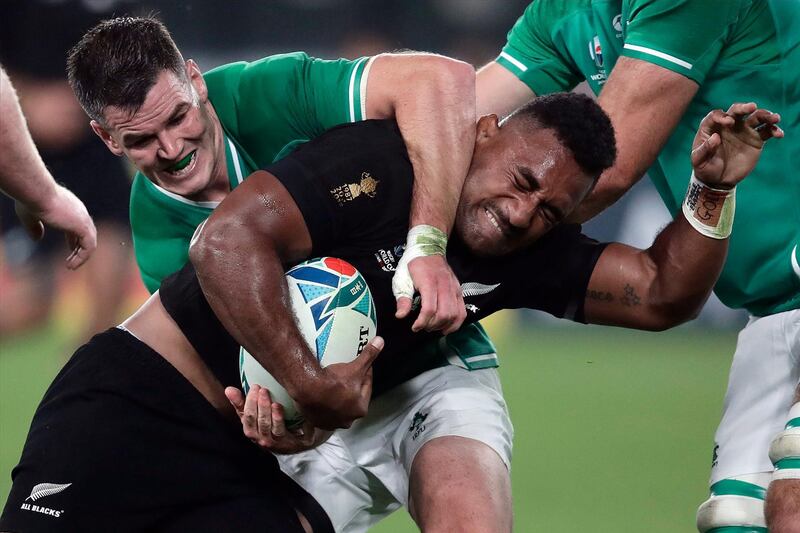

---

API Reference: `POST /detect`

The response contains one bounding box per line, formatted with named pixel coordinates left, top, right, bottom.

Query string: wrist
left=681, top=171, right=736, bottom=239
left=405, top=225, right=447, bottom=257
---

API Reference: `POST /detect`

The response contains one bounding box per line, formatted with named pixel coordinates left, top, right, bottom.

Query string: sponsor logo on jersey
left=612, top=14, right=623, bottom=34
left=588, top=36, right=608, bottom=85
left=20, top=482, right=70, bottom=518
left=330, top=172, right=380, bottom=206
left=409, top=410, right=429, bottom=440
left=374, top=244, right=405, bottom=272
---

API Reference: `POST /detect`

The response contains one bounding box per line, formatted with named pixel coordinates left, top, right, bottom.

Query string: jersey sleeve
left=236, top=52, right=373, bottom=143
left=264, top=120, right=412, bottom=256
left=622, top=0, right=746, bottom=84
left=496, top=1, right=583, bottom=94
left=502, top=224, right=608, bottom=322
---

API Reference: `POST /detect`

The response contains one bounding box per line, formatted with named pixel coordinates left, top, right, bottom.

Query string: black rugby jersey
left=161, top=120, right=608, bottom=395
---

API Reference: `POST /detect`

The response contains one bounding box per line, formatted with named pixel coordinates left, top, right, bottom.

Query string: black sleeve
left=491, top=224, right=608, bottom=323
left=264, top=120, right=413, bottom=256
left=159, top=262, right=241, bottom=387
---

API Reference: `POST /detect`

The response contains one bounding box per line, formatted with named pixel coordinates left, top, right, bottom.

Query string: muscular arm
left=189, top=170, right=375, bottom=429
left=0, top=65, right=96, bottom=267
left=584, top=215, right=724, bottom=331
left=366, top=53, right=475, bottom=235
left=583, top=103, right=782, bottom=330
left=476, top=61, right=536, bottom=119
left=570, top=57, right=699, bottom=222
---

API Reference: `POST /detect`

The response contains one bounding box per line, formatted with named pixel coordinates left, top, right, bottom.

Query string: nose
left=156, top=132, right=183, bottom=161
left=507, top=196, right=538, bottom=229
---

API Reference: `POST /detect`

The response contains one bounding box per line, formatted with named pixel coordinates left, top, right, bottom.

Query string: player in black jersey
left=1, top=93, right=779, bottom=532
left=189, top=93, right=782, bottom=532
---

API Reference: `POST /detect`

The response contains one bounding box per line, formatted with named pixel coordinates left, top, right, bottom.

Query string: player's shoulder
left=520, top=0, right=596, bottom=27
left=289, top=120, right=408, bottom=167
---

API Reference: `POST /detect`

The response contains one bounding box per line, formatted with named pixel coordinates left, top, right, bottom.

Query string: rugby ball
left=239, top=257, right=377, bottom=428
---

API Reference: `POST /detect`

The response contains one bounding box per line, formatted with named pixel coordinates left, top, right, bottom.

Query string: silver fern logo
left=26, top=482, right=72, bottom=502
left=460, top=282, right=500, bottom=298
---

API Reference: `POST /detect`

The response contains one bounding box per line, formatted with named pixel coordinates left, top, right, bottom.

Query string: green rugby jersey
left=129, top=51, right=498, bottom=369
left=497, top=0, right=800, bottom=316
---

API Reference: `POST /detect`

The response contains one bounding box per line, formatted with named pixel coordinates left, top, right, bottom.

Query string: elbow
left=188, top=216, right=235, bottom=273
left=642, top=299, right=703, bottom=332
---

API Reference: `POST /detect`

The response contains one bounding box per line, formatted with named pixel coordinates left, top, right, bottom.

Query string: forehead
left=102, top=70, right=191, bottom=132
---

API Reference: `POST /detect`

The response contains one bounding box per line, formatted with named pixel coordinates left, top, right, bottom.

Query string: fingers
left=407, top=256, right=466, bottom=334
left=691, top=132, right=721, bottom=168
left=256, top=387, right=273, bottom=440
left=747, top=109, right=784, bottom=141
left=395, top=296, right=412, bottom=319
left=65, top=225, right=97, bottom=270
left=725, top=101, right=757, bottom=119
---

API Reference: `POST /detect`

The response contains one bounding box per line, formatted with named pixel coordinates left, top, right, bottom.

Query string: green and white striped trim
left=497, top=51, right=528, bottom=74
left=347, top=56, right=374, bottom=123
left=770, top=403, right=800, bottom=479
left=439, top=336, right=499, bottom=371
left=697, top=479, right=767, bottom=533
left=622, top=42, right=694, bottom=78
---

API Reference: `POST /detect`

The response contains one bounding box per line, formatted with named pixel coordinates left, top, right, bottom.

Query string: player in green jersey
left=66, top=16, right=500, bottom=430
left=476, top=1, right=800, bottom=531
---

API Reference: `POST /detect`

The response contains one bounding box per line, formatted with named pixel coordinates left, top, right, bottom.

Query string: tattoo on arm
left=620, top=284, right=642, bottom=307
left=587, top=289, right=615, bottom=303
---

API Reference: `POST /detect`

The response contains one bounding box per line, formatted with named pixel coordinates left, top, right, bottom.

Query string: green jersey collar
left=145, top=132, right=249, bottom=209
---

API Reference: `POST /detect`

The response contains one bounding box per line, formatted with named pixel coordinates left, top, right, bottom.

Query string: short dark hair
left=67, top=16, right=186, bottom=123
left=506, top=92, right=616, bottom=178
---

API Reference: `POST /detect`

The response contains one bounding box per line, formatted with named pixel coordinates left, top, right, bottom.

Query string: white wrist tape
left=769, top=402, right=800, bottom=480
left=391, top=225, right=447, bottom=300
left=682, top=172, right=736, bottom=239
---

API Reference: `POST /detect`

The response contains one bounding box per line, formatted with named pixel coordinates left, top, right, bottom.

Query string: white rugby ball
left=239, top=257, right=377, bottom=428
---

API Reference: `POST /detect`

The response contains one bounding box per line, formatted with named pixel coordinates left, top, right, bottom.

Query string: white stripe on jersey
left=499, top=51, right=528, bottom=72
left=348, top=57, right=369, bottom=123
left=359, top=56, right=376, bottom=122
left=791, top=245, right=800, bottom=280
left=623, top=43, right=693, bottom=69
left=227, top=138, right=244, bottom=184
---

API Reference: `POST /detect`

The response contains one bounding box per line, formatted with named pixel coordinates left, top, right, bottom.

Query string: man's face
left=91, top=60, right=222, bottom=200
left=455, top=115, right=595, bottom=256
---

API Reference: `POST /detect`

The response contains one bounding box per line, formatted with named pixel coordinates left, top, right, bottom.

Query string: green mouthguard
left=171, top=151, right=195, bottom=172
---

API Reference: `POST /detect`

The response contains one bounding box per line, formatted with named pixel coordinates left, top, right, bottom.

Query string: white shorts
left=710, top=308, right=800, bottom=484
left=278, top=365, right=513, bottom=533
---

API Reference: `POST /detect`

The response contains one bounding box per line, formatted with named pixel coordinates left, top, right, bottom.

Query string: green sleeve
left=220, top=52, right=372, bottom=160
left=622, top=0, right=747, bottom=84
left=497, top=1, right=584, bottom=94
left=129, top=174, right=211, bottom=293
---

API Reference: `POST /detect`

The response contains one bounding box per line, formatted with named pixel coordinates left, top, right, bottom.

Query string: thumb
left=14, top=202, right=45, bottom=241
left=224, top=387, right=245, bottom=415
left=357, top=336, right=384, bottom=371
left=395, top=296, right=412, bottom=319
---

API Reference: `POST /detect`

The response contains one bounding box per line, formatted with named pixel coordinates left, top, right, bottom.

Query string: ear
left=475, top=114, right=500, bottom=143
left=185, top=59, right=208, bottom=102
left=91, top=120, right=124, bottom=157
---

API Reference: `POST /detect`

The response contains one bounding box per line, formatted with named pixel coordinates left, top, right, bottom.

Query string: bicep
left=476, top=61, right=536, bottom=118
left=583, top=242, right=661, bottom=330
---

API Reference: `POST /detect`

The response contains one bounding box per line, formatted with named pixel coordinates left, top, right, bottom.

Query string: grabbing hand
left=14, top=184, right=97, bottom=269
left=392, top=225, right=466, bottom=334
left=226, top=384, right=331, bottom=454
left=296, top=336, right=384, bottom=431
left=691, top=102, right=783, bottom=188
left=393, top=255, right=466, bottom=334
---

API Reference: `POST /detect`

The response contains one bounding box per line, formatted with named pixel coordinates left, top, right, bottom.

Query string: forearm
left=189, top=222, right=324, bottom=403
left=369, top=54, right=476, bottom=234
left=0, top=66, right=57, bottom=210
left=643, top=215, right=726, bottom=328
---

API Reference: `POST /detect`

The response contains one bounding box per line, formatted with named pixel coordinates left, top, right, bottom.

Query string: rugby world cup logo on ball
left=239, top=257, right=377, bottom=427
